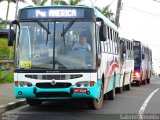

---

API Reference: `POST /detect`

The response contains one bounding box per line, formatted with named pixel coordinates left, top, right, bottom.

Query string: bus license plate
left=72, top=88, right=87, bottom=93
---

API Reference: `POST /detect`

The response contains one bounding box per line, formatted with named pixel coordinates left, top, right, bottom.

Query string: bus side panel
left=101, top=53, right=120, bottom=94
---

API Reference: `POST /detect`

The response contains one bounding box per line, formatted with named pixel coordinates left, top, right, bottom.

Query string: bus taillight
left=134, top=72, right=140, bottom=76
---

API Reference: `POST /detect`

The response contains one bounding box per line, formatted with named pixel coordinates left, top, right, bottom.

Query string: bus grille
left=36, top=83, right=72, bottom=88
left=25, top=74, right=83, bottom=80
left=35, top=92, right=71, bottom=98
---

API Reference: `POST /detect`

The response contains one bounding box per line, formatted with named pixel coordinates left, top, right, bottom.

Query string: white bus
left=133, top=40, right=152, bottom=86
left=116, top=38, right=134, bottom=93
left=8, top=6, right=120, bottom=109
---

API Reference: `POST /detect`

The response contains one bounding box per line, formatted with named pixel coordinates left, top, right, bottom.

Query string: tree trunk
left=51, top=0, right=55, bottom=5
left=5, top=1, right=10, bottom=28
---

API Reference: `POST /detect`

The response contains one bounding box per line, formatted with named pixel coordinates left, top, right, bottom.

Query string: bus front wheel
left=87, top=84, right=104, bottom=110
left=26, top=99, right=42, bottom=106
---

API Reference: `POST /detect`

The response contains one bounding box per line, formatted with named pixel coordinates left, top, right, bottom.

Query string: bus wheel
left=125, top=73, right=132, bottom=90
left=115, top=87, right=123, bottom=93
left=136, top=81, right=141, bottom=86
left=142, top=79, right=146, bottom=85
left=147, top=78, right=150, bottom=84
left=26, top=99, right=42, bottom=106
left=125, top=84, right=131, bottom=90
left=107, top=75, right=116, bottom=100
left=87, top=84, right=104, bottom=110
left=107, top=87, right=115, bottom=100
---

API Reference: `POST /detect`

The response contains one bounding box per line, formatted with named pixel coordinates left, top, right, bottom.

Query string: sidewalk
left=0, top=83, right=26, bottom=114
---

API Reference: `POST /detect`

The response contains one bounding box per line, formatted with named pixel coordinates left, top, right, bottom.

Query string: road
left=1, top=77, right=160, bottom=120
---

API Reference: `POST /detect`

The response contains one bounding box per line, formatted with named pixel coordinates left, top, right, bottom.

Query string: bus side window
left=96, top=23, right=101, bottom=53
left=107, top=27, right=111, bottom=53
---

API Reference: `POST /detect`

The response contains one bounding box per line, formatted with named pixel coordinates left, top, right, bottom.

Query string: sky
left=0, top=0, right=160, bottom=73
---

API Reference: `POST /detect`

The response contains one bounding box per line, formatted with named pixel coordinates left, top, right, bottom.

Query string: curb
left=0, top=99, right=27, bottom=114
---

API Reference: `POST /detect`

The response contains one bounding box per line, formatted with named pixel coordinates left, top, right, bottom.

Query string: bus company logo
left=51, top=80, right=56, bottom=86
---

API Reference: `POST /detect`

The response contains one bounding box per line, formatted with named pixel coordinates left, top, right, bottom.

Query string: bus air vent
left=25, top=74, right=83, bottom=80
left=36, top=82, right=72, bottom=88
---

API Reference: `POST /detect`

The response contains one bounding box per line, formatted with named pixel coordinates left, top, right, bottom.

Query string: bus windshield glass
left=15, top=21, right=96, bottom=70
left=133, top=46, right=140, bottom=68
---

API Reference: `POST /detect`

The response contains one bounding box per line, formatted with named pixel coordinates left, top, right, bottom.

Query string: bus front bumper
left=132, top=76, right=141, bottom=83
left=14, top=81, right=102, bottom=100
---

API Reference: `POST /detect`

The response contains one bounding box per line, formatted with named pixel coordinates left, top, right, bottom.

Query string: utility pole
left=115, top=0, right=122, bottom=27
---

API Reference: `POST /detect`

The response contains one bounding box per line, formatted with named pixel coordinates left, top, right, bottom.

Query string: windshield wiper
left=61, top=19, right=76, bottom=37
left=61, top=19, right=76, bottom=46
left=35, top=20, right=51, bottom=44
left=36, top=20, right=51, bottom=34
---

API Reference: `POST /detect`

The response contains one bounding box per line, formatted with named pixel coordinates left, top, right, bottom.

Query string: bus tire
left=107, top=75, right=116, bottom=100
left=26, top=98, right=42, bottom=106
left=125, top=83, right=131, bottom=90
left=142, top=79, right=146, bottom=85
left=107, top=89, right=115, bottom=100
left=125, top=73, right=132, bottom=90
left=147, top=78, right=150, bottom=84
left=136, top=81, right=141, bottom=86
left=87, top=83, right=104, bottom=110
left=115, top=87, right=123, bottom=93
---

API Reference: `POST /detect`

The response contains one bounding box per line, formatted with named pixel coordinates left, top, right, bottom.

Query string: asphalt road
left=1, top=77, right=160, bottom=120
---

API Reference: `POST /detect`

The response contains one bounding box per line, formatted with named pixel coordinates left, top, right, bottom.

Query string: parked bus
left=116, top=38, right=134, bottom=93
left=8, top=6, right=120, bottom=109
left=132, top=40, right=152, bottom=86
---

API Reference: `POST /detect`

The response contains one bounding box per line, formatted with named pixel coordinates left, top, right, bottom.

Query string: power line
left=123, top=5, right=160, bottom=17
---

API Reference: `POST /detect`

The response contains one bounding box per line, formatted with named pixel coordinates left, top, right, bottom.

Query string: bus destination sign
left=35, top=9, right=77, bottom=18
left=18, top=7, right=88, bottom=19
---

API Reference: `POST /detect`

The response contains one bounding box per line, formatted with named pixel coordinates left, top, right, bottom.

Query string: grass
left=0, top=37, right=14, bottom=83
left=0, top=70, right=14, bottom=83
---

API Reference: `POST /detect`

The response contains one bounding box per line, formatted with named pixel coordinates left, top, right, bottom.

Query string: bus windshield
left=134, top=46, right=140, bottom=68
left=15, top=21, right=96, bottom=70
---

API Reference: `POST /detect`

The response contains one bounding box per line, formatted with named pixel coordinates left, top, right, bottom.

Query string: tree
left=51, top=0, right=83, bottom=5
left=32, top=0, right=47, bottom=6
left=0, top=0, right=24, bottom=28
left=0, top=20, right=9, bottom=30
left=0, top=0, right=16, bottom=28
left=95, top=5, right=115, bottom=22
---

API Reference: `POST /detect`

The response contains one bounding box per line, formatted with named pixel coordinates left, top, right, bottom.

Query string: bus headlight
left=75, top=81, right=95, bottom=87
left=18, top=81, right=32, bottom=87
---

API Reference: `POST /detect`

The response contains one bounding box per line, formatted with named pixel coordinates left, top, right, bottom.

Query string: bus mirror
left=142, top=54, right=145, bottom=59
left=8, top=29, right=15, bottom=46
left=99, top=24, right=106, bottom=41
left=8, top=20, right=18, bottom=46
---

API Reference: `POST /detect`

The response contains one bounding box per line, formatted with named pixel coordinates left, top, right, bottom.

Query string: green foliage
left=52, top=0, right=83, bottom=5
left=52, top=0, right=67, bottom=5
left=0, top=20, right=9, bottom=30
left=0, top=26, right=5, bottom=30
left=0, top=38, right=14, bottom=59
left=94, top=5, right=115, bottom=22
left=32, top=0, right=48, bottom=6
left=0, top=70, right=13, bottom=83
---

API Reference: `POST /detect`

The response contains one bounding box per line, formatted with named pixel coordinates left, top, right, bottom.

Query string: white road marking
left=138, top=88, right=159, bottom=119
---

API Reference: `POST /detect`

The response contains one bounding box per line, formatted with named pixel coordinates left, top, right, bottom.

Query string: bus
left=132, top=40, right=152, bottom=86
left=8, top=6, right=120, bottom=109
left=116, top=38, right=134, bottom=93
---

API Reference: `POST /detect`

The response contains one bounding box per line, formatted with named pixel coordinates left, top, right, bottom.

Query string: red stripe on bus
left=106, top=62, right=119, bottom=92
